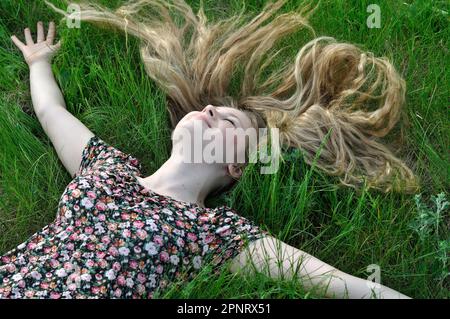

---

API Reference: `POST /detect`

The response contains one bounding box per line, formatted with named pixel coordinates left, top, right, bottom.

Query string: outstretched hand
left=11, top=21, right=61, bottom=67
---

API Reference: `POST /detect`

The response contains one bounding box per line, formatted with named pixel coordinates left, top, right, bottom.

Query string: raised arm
left=11, top=21, right=94, bottom=178
left=229, top=235, right=411, bottom=299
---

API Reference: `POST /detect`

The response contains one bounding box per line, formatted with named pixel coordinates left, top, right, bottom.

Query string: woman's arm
left=229, top=235, right=411, bottom=299
left=11, top=21, right=95, bottom=178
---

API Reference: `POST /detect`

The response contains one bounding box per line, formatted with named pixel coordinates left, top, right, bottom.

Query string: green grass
left=0, top=0, right=449, bottom=298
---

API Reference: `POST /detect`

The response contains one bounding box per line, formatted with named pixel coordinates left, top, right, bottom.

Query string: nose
left=202, top=105, right=216, bottom=118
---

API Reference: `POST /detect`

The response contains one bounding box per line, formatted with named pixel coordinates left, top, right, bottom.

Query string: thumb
left=11, top=35, right=25, bottom=51
left=51, top=39, right=62, bottom=51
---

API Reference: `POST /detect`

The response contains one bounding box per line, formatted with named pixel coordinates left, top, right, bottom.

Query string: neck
left=138, top=153, right=225, bottom=208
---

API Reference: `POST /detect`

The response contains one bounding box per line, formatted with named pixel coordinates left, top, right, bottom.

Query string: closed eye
left=225, top=118, right=236, bottom=127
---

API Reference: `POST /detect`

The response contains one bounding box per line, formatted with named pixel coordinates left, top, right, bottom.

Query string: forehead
left=217, top=106, right=253, bottom=129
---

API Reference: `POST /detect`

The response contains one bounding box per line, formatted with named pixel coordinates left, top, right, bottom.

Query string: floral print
left=0, top=135, right=269, bottom=299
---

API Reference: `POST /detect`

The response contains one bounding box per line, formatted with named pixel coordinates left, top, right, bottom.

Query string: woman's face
left=172, top=105, right=256, bottom=165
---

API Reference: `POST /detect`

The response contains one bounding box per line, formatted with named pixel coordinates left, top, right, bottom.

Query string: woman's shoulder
left=75, top=135, right=143, bottom=178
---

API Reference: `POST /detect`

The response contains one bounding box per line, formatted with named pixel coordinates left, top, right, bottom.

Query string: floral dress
left=0, top=135, right=269, bottom=299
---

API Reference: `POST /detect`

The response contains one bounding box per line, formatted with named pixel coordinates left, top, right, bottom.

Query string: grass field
left=0, top=0, right=449, bottom=298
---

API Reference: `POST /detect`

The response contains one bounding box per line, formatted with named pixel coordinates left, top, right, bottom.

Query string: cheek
left=234, top=135, right=247, bottom=157
left=222, top=131, right=247, bottom=161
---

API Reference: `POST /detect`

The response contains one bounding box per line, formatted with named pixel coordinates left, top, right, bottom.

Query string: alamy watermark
left=66, top=4, right=81, bottom=29
left=367, top=4, right=381, bottom=28
left=366, top=264, right=382, bottom=292
left=172, top=119, right=280, bottom=174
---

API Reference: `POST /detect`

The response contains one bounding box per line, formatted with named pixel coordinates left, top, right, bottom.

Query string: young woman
left=1, top=0, right=417, bottom=299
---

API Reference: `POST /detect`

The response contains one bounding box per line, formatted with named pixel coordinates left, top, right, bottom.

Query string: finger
left=24, top=27, right=34, bottom=45
left=11, top=35, right=25, bottom=50
left=51, top=40, right=61, bottom=51
left=37, top=21, right=45, bottom=42
left=46, top=21, right=55, bottom=44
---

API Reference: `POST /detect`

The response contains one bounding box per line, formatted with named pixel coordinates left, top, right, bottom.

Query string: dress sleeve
left=75, top=135, right=142, bottom=177
left=209, top=207, right=270, bottom=271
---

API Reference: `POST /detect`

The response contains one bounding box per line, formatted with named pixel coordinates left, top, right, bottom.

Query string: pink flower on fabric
left=50, top=292, right=61, bottom=299
left=133, top=246, right=142, bottom=254
left=68, top=283, right=78, bottom=291
left=199, top=215, right=209, bottom=223
left=122, top=229, right=131, bottom=238
left=91, top=286, right=100, bottom=294
left=96, top=202, right=107, bottom=211
left=175, top=220, right=185, bottom=228
left=204, top=234, right=215, bottom=244
left=159, top=251, right=170, bottom=262
left=112, top=262, right=121, bottom=272
left=96, top=251, right=106, bottom=259
left=68, top=183, right=77, bottom=190
left=187, top=233, right=197, bottom=241
left=87, top=191, right=97, bottom=199
left=101, top=236, right=111, bottom=245
left=222, top=229, right=232, bottom=237
left=114, top=288, right=122, bottom=297
left=18, top=280, right=26, bottom=288
left=72, top=251, right=81, bottom=259
left=136, top=229, right=148, bottom=240
left=129, top=260, right=138, bottom=269
left=117, top=275, right=126, bottom=286
left=137, top=273, right=146, bottom=284
left=155, top=264, right=164, bottom=274
left=153, top=235, right=163, bottom=246
left=1, top=256, right=10, bottom=263
left=63, top=262, right=73, bottom=271
left=67, top=284, right=77, bottom=291
left=108, top=246, right=119, bottom=257
left=133, top=220, right=144, bottom=229
left=49, top=259, right=60, bottom=268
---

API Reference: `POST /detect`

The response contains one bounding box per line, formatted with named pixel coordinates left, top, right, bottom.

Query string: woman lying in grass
left=1, top=0, right=418, bottom=299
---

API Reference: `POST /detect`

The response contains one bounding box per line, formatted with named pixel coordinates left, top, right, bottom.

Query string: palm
left=11, top=21, right=61, bottom=66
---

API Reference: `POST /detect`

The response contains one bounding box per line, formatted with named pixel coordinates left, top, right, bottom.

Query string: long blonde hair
left=46, top=0, right=419, bottom=193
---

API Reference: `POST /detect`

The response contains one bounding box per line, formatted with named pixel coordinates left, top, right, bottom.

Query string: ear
left=227, top=163, right=243, bottom=180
